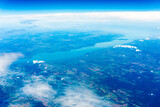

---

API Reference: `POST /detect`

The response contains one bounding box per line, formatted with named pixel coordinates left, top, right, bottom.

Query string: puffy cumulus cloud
left=55, top=86, right=112, bottom=107
left=113, top=45, right=141, bottom=52
left=0, top=53, right=23, bottom=75
left=33, top=60, right=45, bottom=64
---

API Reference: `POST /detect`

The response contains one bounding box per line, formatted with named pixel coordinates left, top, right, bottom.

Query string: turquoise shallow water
left=31, top=39, right=132, bottom=62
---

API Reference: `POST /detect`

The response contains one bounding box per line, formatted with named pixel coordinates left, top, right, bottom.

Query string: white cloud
left=55, top=86, right=111, bottom=107
left=113, top=45, right=138, bottom=49
left=33, top=60, right=45, bottom=64
left=145, top=37, right=150, bottom=40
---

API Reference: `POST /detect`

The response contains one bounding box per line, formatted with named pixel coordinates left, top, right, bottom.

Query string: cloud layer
left=1, top=12, right=160, bottom=22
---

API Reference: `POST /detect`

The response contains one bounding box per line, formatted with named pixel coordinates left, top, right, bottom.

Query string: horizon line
left=0, top=10, right=160, bottom=16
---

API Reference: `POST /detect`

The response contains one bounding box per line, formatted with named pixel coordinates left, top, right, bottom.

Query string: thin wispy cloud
left=20, top=75, right=56, bottom=106
left=55, top=86, right=111, bottom=107
left=22, top=82, right=56, bottom=99
left=0, top=53, right=23, bottom=75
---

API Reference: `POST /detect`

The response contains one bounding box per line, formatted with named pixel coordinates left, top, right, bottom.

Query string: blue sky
left=0, top=0, right=160, bottom=14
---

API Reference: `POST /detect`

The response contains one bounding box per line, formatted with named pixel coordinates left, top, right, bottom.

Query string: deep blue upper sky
left=0, top=0, right=160, bottom=13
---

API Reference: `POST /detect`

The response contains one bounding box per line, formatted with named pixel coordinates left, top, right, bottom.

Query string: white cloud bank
left=1, top=12, right=160, bottom=22
left=0, top=12, right=160, bottom=41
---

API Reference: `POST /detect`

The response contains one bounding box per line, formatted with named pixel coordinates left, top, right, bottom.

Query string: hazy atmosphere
left=0, top=0, right=160, bottom=107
